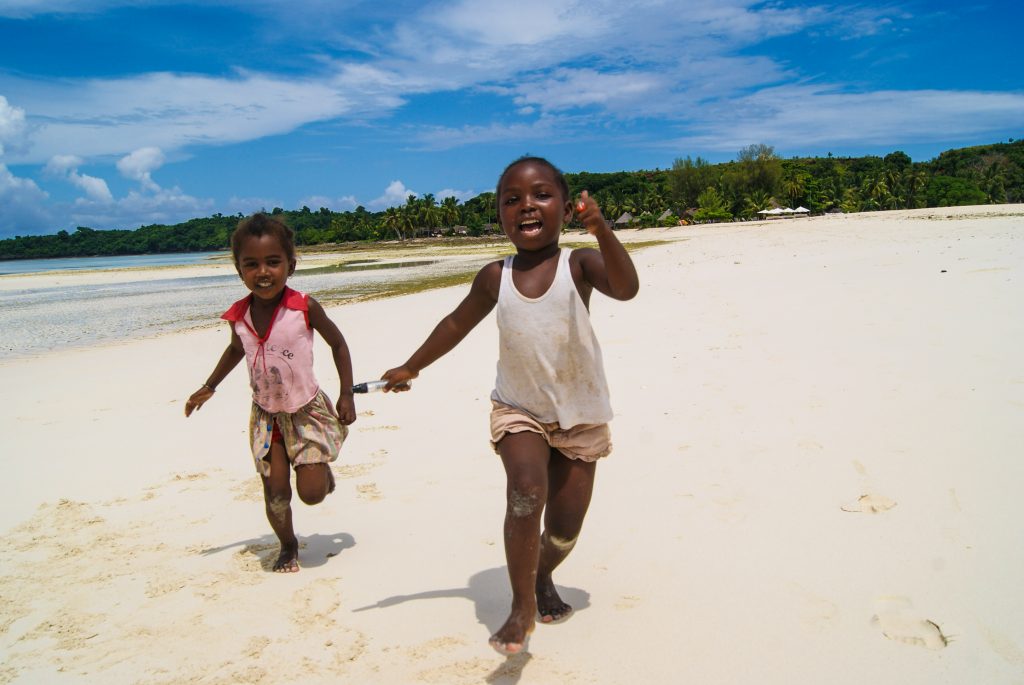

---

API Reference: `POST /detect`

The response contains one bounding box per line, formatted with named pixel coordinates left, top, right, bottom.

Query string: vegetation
left=2, top=139, right=1021, bottom=261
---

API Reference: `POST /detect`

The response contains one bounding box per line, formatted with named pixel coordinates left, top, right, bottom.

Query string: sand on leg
left=261, top=438, right=299, bottom=573
left=491, top=431, right=550, bottom=655
left=536, top=450, right=595, bottom=623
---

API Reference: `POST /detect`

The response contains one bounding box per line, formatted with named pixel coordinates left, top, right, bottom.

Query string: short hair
left=496, top=156, right=570, bottom=204
left=230, top=213, right=296, bottom=265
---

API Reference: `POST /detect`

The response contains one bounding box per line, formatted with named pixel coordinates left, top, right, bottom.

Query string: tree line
left=2, top=139, right=1021, bottom=261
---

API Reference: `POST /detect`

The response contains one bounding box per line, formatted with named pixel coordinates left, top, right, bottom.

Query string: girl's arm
left=307, top=297, right=356, bottom=425
left=382, top=260, right=502, bottom=391
left=574, top=190, right=640, bottom=301
left=185, top=327, right=245, bottom=417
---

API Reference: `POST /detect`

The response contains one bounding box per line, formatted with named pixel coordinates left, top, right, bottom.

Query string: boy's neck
left=514, top=242, right=560, bottom=266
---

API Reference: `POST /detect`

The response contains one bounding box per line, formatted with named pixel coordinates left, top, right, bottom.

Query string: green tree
left=669, top=156, right=716, bottom=209
left=693, top=186, right=732, bottom=222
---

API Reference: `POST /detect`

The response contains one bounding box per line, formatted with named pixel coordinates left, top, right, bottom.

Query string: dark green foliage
left=2, top=140, right=1022, bottom=260
left=926, top=176, right=988, bottom=206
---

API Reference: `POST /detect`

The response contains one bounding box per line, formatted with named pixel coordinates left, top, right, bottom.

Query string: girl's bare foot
left=536, top=576, right=573, bottom=623
left=489, top=609, right=535, bottom=656
left=273, top=541, right=300, bottom=572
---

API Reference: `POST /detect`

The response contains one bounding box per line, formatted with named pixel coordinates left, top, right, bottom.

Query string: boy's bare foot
left=273, top=541, right=300, bottom=573
left=536, top=576, right=573, bottom=623
left=327, top=467, right=336, bottom=495
left=489, top=610, right=535, bottom=656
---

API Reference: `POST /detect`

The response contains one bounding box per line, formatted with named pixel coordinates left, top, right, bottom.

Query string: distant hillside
left=2, top=139, right=1021, bottom=261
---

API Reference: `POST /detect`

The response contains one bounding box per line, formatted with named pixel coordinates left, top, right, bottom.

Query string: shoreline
left=2, top=204, right=1022, bottom=683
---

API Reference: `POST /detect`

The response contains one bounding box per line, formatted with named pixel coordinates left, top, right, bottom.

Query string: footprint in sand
left=872, top=596, right=948, bottom=650
left=232, top=477, right=264, bottom=502
left=615, top=595, right=641, bottom=610
left=841, top=494, right=897, bottom=513
left=356, top=482, right=382, bottom=501
left=292, top=579, right=341, bottom=625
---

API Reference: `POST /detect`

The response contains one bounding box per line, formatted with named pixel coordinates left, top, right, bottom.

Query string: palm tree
left=381, top=206, right=411, bottom=240
left=603, top=194, right=624, bottom=221
left=783, top=173, right=807, bottom=207
left=743, top=190, right=774, bottom=218
left=439, top=196, right=461, bottom=229
left=417, top=193, right=441, bottom=236
left=905, top=169, right=928, bottom=208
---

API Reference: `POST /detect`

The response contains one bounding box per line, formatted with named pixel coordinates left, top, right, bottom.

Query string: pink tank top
left=222, top=287, right=319, bottom=413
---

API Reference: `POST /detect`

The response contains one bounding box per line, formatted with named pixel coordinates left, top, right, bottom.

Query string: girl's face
left=498, top=161, right=572, bottom=252
left=235, top=233, right=295, bottom=302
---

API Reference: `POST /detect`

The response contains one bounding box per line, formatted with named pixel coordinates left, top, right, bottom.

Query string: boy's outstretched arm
left=185, top=328, right=244, bottom=417
left=382, top=261, right=501, bottom=391
left=307, top=297, right=356, bottom=425
left=575, top=190, right=640, bottom=301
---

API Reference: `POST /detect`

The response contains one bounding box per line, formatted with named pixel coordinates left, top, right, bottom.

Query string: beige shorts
left=489, top=401, right=612, bottom=462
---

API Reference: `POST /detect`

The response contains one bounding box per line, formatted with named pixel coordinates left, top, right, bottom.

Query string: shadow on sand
left=353, top=566, right=590, bottom=684
left=199, top=531, right=356, bottom=571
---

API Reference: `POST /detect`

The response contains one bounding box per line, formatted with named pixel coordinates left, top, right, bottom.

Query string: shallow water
left=0, top=256, right=492, bottom=360
left=0, top=251, right=227, bottom=275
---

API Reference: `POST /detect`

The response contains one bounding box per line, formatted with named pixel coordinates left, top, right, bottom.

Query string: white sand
left=2, top=205, right=1022, bottom=684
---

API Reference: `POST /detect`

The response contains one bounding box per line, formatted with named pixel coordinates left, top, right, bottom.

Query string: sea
left=0, top=251, right=488, bottom=361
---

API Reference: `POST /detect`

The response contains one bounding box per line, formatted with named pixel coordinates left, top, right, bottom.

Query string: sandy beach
left=2, top=205, right=1022, bottom=684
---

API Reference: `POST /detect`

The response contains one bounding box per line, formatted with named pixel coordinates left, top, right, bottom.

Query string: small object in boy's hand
left=352, top=380, right=409, bottom=393
left=576, top=200, right=586, bottom=213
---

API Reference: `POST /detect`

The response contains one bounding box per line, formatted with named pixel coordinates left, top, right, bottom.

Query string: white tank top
left=491, top=248, right=613, bottom=428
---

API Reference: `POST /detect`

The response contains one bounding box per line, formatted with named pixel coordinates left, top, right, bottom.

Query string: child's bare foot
left=273, top=541, right=300, bottom=573
left=327, top=467, right=336, bottom=494
left=489, top=609, right=535, bottom=656
left=536, top=576, right=573, bottom=623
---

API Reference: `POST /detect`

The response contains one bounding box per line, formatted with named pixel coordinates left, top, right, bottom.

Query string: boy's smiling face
left=498, top=161, right=573, bottom=253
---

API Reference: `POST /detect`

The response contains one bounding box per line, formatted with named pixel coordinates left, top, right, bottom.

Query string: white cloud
left=223, top=196, right=280, bottom=216
left=43, top=154, right=113, bottom=202
left=0, top=95, right=28, bottom=157
left=411, top=119, right=562, bottom=151
left=117, top=147, right=165, bottom=192
left=68, top=186, right=214, bottom=230
left=300, top=195, right=359, bottom=211
left=2, top=71, right=358, bottom=164
left=0, top=1, right=932, bottom=169
left=0, top=163, right=53, bottom=236
left=435, top=188, right=476, bottom=203
left=43, top=154, right=81, bottom=175
left=368, top=180, right=418, bottom=210
left=674, top=86, right=1024, bottom=153
left=511, top=68, right=666, bottom=114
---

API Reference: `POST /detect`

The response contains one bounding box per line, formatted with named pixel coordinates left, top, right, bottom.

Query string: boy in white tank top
left=382, top=157, right=639, bottom=656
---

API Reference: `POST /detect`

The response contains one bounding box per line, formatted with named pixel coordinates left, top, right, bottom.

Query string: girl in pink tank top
left=184, top=213, right=356, bottom=574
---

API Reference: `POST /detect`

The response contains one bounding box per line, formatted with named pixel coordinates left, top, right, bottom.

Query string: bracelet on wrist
left=202, top=384, right=216, bottom=392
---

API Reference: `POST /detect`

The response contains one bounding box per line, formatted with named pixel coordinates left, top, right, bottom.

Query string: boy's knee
left=508, top=488, right=542, bottom=518
left=543, top=530, right=578, bottom=552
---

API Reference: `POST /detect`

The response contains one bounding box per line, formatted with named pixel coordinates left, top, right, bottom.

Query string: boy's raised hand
left=575, top=190, right=607, bottom=235
left=184, top=386, right=215, bottom=417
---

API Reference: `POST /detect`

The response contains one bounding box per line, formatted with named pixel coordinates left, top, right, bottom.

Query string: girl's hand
left=184, top=386, right=215, bottom=417
left=337, top=394, right=356, bottom=425
left=382, top=365, right=417, bottom=392
left=575, top=190, right=607, bottom=235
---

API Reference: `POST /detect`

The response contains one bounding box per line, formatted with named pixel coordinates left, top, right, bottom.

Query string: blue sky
left=1, top=0, right=1021, bottom=238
